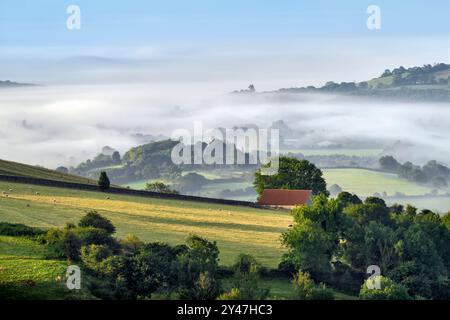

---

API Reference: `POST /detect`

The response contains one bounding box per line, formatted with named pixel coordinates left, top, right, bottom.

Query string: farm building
left=257, top=189, right=312, bottom=209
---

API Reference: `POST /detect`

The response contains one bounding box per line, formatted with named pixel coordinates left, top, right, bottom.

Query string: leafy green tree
left=98, top=171, right=111, bottom=190
left=226, top=254, right=269, bottom=300
left=336, top=191, right=362, bottom=208
left=79, top=211, right=116, bottom=234
left=145, top=182, right=179, bottom=194
left=282, top=195, right=344, bottom=280
left=364, top=221, right=397, bottom=271
left=126, top=243, right=179, bottom=298
left=359, top=276, right=412, bottom=300
left=379, top=156, right=400, bottom=172
left=177, top=235, right=220, bottom=300
left=254, top=157, right=328, bottom=196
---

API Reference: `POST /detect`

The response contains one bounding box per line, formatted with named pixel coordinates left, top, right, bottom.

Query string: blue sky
left=1, top=0, right=450, bottom=46
left=0, top=1, right=449, bottom=86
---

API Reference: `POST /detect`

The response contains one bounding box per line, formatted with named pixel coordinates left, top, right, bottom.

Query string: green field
left=323, top=168, right=433, bottom=197
left=0, top=236, right=68, bottom=299
left=0, top=158, right=97, bottom=185
left=0, top=181, right=289, bottom=267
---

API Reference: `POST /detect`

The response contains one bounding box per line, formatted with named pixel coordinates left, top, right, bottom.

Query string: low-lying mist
left=1, top=83, right=449, bottom=168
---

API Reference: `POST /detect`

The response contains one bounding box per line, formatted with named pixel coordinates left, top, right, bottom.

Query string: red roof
left=258, top=189, right=312, bottom=206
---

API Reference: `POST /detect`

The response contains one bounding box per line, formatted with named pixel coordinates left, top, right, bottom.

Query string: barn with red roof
left=257, top=189, right=313, bottom=209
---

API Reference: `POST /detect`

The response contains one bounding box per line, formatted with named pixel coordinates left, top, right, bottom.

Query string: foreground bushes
left=282, top=193, right=450, bottom=299
left=0, top=222, right=46, bottom=237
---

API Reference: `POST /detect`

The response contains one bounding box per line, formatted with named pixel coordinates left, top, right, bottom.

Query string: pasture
left=0, top=181, right=290, bottom=267
left=323, top=168, right=433, bottom=197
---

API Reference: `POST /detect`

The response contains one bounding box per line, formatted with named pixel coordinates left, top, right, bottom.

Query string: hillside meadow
left=0, top=181, right=290, bottom=267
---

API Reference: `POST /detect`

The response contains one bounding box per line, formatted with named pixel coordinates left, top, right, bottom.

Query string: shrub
left=232, top=254, right=263, bottom=275
left=359, top=276, right=412, bottom=300
left=80, top=244, right=112, bottom=273
left=230, top=269, right=270, bottom=300
left=217, top=288, right=241, bottom=300
left=311, top=283, right=335, bottom=300
left=120, top=234, right=144, bottom=255
left=292, top=271, right=315, bottom=300
left=78, top=211, right=116, bottom=234
left=0, top=222, right=46, bottom=237
left=48, top=229, right=83, bottom=261
left=177, top=235, right=220, bottom=300
left=75, top=227, right=119, bottom=250
left=292, top=271, right=335, bottom=300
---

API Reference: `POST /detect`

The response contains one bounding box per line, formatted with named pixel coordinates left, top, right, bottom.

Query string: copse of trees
left=145, top=182, right=179, bottom=194
left=379, top=156, right=450, bottom=188
left=254, top=157, right=329, bottom=196
left=281, top=192, right=450, bottom=299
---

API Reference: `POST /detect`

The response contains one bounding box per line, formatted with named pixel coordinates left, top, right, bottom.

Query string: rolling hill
left=0, top=159, right=98, bottom=185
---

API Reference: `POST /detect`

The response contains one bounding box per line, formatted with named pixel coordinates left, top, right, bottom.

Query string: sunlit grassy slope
left=0, top=159, right=97, bottom=185
left=0, top=236, right=66, bottom=299
left=323, top=168, right=432, bottom=197
left=0, top=181, right=289, bottom=267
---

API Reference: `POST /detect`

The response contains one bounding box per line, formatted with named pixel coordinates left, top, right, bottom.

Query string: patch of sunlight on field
left=323, top=168, right=432, bottom=197
left=0, top=181, right=291, bottom=266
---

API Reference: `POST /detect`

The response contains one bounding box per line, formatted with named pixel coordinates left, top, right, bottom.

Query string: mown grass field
left=0, top=181, right=290, bottom=267
left=323, top=168, right=433, bottom=197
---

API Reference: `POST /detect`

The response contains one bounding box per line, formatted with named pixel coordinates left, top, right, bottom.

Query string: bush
left=217, top=288, right=241, bottom=300
left=230, top=270, right=270, bottom=300
left=120, top=234, right=144, bottom=255
left=311, top=283, right=335, bottom=300
left=0, top=222, right=46, bottom=237
left=78, top=211, right=116, bottom=234
left=232, top=254, right=263, bottom=275
left=292, top=271, right=315, bottom=300
left=359, top=276, right=412, bottom=300
left=177, top=235, right=221, bottom=300
left=46, top=228, right=83, bottom=261
left=292, top=271, right=334, bottom=300
left=75, top=227, right=119, bottom=250
left=80, top=244, right=113, bottom=273
left=226, top=254, right=270, bottom=300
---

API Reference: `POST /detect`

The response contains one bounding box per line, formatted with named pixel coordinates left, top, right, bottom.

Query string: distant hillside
left=274, top=63, right=450, bottom=102
left=0, top=80, right=35, bottom=88
left=0, top=159, right=97, bottom=185
left=72, top=139, right=257, bottom=184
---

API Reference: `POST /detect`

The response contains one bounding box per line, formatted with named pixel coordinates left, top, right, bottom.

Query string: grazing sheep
left=106, top=196, right=110, bottom=200
left=35, top=192, right=40, bottom=195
